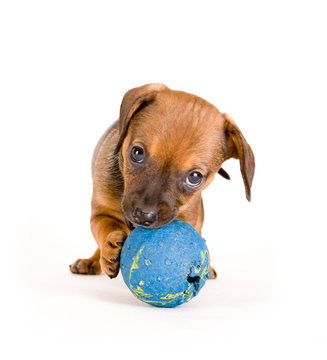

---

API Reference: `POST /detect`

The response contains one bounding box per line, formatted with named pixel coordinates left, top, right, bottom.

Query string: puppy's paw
left=69, top=258, right=101, bottom=275
left=100, top=230, right=126, bottom=279
left=208, top=267, right=218, bottom=280
left=100, top=255, right=120, bottom=278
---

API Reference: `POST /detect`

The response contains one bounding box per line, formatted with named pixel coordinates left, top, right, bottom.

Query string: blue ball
left=120, top=220, right=211, bottom=307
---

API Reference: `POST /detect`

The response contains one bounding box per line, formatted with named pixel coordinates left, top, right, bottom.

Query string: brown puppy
left=70, top=83, right=255, bottom=279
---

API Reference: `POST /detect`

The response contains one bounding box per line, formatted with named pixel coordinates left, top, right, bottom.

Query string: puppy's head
left=115, top=83, right=255, bottom=229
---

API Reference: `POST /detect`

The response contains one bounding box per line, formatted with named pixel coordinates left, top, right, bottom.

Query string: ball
left=120, top=220, right=211, bottom=307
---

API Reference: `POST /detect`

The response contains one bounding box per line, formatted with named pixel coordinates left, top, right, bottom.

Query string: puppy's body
left=70, top=84, right=255, bottom=278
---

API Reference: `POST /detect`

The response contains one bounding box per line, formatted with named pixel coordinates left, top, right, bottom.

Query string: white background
left=1, top=1, right=326, bottom=359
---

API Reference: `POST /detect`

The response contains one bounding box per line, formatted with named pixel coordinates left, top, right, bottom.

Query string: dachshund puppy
left=70, top=83, right=255, bottom=279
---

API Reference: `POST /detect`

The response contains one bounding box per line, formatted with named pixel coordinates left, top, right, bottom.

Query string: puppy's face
left=116, top=84, right=255, bottom=229
left=120, top=90, right=225, bottom=228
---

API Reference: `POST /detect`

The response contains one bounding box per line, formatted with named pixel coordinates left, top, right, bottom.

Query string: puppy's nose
left=133, top=208, right=157, bottom=227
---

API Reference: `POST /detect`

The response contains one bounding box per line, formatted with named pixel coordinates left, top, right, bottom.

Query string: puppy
left=70, top=83, right=255, bottom=279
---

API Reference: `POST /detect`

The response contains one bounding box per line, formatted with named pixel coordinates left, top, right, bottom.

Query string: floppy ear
left=114, top=83, right=167, bottom=154
left=223, top=113, right=255, bottom=201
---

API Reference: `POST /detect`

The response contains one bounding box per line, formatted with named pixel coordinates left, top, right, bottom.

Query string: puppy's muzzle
left=122, top=193, right=179, bottom=229
left=132, top=207, right=157, bottom=227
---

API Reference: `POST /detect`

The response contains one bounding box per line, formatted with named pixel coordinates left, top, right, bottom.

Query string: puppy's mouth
left=124, top=217, right=136, bottom=231
left=123, top=213, right=176, bottom=231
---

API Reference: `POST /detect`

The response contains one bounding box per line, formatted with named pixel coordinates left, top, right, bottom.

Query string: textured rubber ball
left=120, top=220, right=211, bottom=307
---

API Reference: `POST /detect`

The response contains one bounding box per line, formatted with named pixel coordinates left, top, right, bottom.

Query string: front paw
left=100, top=254, right=120, bottom=278
left=100, top=230, right=126, bottom=278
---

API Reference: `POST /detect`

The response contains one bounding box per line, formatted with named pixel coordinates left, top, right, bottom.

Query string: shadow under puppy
left=70, top=83, right=255, bottom=279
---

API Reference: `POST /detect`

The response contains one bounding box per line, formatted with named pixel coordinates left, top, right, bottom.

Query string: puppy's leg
left=70, top=248, right=101, bottom=275
left=90, top=215, right=127, bottom=278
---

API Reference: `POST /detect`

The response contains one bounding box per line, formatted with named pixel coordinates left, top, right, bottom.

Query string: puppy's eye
left=186, top=171, right=203, bottom=187
left=130, top=146, right=145, bottom=163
